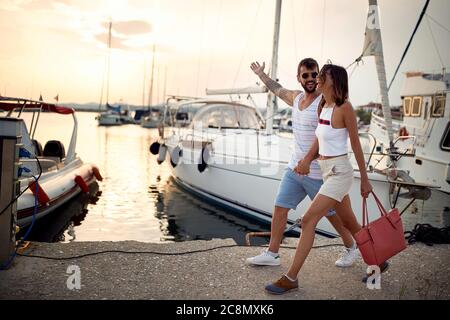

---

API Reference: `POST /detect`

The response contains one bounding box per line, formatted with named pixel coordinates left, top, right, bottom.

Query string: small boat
left=96, top=111, right=122, bottom=126
left=0, top=96, right=103, bottom=227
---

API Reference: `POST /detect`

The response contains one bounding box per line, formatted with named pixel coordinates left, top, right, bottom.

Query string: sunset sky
left=0, top=0, right=449, bottom=108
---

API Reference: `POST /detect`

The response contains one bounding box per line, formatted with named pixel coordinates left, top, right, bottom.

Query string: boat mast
left=105, top=20, right=112, bottom=109
left=148, top=44, right=156, bottom=109
left=265, top=0, right=282, bottom=135
left=362, top=0, right=394, bottom=145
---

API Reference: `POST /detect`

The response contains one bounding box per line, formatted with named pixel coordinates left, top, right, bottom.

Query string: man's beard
left=301, top=81, right=317, bottom=93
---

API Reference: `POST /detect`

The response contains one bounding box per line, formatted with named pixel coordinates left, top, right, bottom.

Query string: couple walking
left=246, top=58, right=388, bottom=295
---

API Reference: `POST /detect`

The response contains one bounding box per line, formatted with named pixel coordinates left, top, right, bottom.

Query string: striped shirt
left=287, top=92, right=323, bottom=180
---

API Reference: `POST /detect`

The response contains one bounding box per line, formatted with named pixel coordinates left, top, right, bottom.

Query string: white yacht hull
left=164, top=131, right=393, bottom=237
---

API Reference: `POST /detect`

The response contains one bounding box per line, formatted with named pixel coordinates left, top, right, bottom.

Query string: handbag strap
left=361, top=191, right=388, bottom=227
left=371, top=191, right=388, bottom=216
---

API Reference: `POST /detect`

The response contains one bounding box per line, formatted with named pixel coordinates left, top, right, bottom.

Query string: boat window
left=403, top=97, right=411, bottom=116
left=432, top=94, right=445, bottom=117
left=410, top=97, right=422, bottom=117
left=235, top=107, right=261, bottom=129
left=191, top=103, right=261, bottom=129
left=206, top=107, right=224, bottom=128
left=441, top=122, right=450, bottom=152
left=220, top=107, right=240, bottom=128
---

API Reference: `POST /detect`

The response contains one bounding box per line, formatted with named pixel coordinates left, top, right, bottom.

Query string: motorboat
left=0, top=96, right=103, bottom=227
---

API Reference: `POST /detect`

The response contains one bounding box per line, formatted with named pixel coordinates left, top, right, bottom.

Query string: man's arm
left=250, top=61, right=301, bottom=106
left=294, top=138, right=319, bottom=175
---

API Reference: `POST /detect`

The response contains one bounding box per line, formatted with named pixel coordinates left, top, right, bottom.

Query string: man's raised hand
left=250, top=61, right=265, bottom=76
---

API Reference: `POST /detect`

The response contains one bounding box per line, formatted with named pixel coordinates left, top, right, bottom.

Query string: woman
left=265, top=64, right=388, bottom=295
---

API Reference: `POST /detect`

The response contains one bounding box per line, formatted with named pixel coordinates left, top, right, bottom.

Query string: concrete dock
left=1, top=237, right=449, bottom=300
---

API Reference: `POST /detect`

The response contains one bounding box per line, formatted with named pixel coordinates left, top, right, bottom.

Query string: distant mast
left=148, top=44, right=156, bottom=108
left=98, top=20, right=112, bottom=112
left=361, top=0, right=394, bottom=144
left=266, top=0, right=282, bottom=135
left=105, top=21, right=112, bottom=109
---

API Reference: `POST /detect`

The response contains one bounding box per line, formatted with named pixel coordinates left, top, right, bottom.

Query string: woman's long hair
left=318, top=64, right=349, bottom=115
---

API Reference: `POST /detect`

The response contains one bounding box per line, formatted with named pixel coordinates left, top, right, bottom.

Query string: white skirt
left=317, top=155, right=354, bottom=202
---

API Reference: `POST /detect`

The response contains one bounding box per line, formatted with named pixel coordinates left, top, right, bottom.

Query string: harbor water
left=19, top=112, right=271, bottom=244
left=18, top=112, right=450, bottom=244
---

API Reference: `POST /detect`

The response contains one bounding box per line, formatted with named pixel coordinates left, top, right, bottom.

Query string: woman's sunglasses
left=300, top=72, right=318, bottom=79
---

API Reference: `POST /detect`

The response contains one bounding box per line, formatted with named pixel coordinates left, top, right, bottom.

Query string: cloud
left=94, top=32, right=131, bottom=51
left=0, top=0, right=73, bottom=11
left=102, top=20, right=152, bottom=36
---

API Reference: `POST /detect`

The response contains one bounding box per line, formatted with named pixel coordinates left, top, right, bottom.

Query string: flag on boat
left=39, top=94, right=43, bottom=101
left=362, top=0, right=382, bottom=57
left=54, top=94, right=59, bottom=102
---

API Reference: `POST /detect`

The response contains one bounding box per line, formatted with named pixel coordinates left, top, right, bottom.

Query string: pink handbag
left=355, top=192, right=407, bottom=266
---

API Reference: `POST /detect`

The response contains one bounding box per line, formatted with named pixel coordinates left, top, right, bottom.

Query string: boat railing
left=358, top=132, right=377, bottom=170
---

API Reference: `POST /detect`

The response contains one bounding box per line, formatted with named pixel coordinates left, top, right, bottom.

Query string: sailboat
left=354, top=1, right=450, bottom=194
left=150, top=0, right=433, bottom=237
left=96, top=21, right=122, bottom=126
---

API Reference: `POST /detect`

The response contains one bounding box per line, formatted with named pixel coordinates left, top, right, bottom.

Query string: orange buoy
left=92, top=166, right=103, bottom=181
left=75, top=175, right=89, bottom=193
left=28, top=180, right=50, bottom=205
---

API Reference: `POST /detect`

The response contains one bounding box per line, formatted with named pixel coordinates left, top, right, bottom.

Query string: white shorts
left=317, top=155, right=354, bottom=202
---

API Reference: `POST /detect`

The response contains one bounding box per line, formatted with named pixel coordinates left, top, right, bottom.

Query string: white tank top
left=315, top=105, right=349, bottom=156
left=287, top=93, right=322, bottom=180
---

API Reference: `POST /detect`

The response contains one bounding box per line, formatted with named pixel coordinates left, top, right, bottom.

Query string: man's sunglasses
left=300, top=72, right=318, bottom=79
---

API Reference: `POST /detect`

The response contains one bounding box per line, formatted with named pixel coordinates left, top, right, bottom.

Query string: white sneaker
left=246, top=249, right=281, bottom=266
left=335, top=247, right=359, bottom=267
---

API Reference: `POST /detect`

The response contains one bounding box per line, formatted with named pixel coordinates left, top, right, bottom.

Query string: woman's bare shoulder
left=339, top=101, right=354, bottom=111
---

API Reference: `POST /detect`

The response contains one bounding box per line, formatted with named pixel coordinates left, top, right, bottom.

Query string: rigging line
left=320, top=0, right=326, bottom=64
left=425, top=15, right=445, bottom=68
left=348, top=62, right=358, bottom=79
left=387, top=0, right=430, bottom=91
left=231, top=0, right=263, bottom=89
left=206, top=0, right=224, bottom=88
left=426, top=14, right=450, bottom=34
left=291, top=0, right=298, bottom=61
left=196, top=0, right=206, bottom=98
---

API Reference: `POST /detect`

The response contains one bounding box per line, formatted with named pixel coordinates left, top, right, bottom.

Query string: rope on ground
left=405, top=223, right=450, bottom=246
left=15, top=243, right=345, bottom=261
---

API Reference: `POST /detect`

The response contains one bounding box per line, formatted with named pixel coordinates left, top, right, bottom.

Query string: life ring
left=149, top=141, right=161, bottom=155
left=398, top=127, right=409, bottom=139
left=170, top=146, right=182, bottom=168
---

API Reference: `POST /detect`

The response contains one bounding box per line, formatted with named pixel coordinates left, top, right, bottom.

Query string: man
left=246, top=58, right=358, bottom=268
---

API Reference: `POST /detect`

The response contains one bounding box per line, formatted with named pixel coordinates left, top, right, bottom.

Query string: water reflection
left=21, top=112, right=270, bottom=244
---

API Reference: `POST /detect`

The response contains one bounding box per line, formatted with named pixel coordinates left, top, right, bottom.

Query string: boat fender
left=92, top=166, right=103, bottom=181
left=157, top=144, right=167, bottom=165
left=29, top=180, right=50, bottom=206
left=170, top=146, right=182, bottom=168
left=149, top=141, right=161, bottom=155
left=197, top=145, right=211, bottom=173
left=75, top=175, right=89, bottom=193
